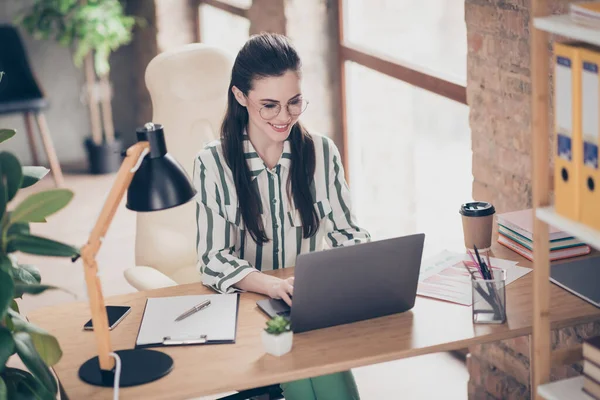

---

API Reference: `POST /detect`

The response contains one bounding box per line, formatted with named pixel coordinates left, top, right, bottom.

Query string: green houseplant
left=0, top=126, right=80, bottom=400
left=0, top=72, right=80, bottom=400
left=262, top=315, right=293, bottom=357
left=17, top=0, right=140, bottom=174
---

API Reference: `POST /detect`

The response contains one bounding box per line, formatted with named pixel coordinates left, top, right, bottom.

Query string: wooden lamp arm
left=79, top=141, right=150, bottom=371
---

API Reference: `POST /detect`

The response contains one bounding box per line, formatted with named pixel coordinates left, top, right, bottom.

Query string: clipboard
left=134, top=293, right=240, bottom=348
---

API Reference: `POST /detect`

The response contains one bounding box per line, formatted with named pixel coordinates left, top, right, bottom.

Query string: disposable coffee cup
left=459, top=201, right=495, bottom=252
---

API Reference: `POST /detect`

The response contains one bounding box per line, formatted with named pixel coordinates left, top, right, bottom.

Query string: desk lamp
left=76, top=122, right=195, bottom=387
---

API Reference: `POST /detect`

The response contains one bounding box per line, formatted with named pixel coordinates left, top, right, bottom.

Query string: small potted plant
left=262, top=315, right=293, bottom=356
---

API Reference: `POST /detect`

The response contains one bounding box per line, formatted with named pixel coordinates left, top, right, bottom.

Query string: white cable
left=109, top=352, right=122, bottom=400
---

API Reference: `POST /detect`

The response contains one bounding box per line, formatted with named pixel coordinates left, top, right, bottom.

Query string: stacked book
left=584, top=336, right=600, bottom=399
left=570, top=1, right=600, bottom=28
left=497, top=209, right=591, bottom=261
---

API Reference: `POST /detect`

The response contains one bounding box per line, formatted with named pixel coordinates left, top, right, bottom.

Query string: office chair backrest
left=0, top=25, right=46, bottom=113
left=135, top=43, right=234, bottom=284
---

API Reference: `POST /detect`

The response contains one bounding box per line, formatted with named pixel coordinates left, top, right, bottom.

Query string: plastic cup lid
left=459, top=202, right=495, bottom=217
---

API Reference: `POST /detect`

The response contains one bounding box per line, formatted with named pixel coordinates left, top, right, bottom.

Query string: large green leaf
left=11, top=264, right=40, bottom=286
left=20, top=167, right=49, bottom=189
left=0, top=130, right=15, bottom=145
left=13, top=332, right=57, bottom=396
left=7, top=222, right=30, bottom=237
left=0, top=269, right=14, bottom=321
left=0, top=152, right=23, bottom=202
left=10, top=300, right=18, bottom=314
left=1, top=368, right=54, bottom=400
left=10, top=189, right=73, bottom=224
left=0, top=376, right=6, bottom=400
left=0, top=254, right=9, bottom=274
left=8, top=234, right=79, bottom=258
left=5, top=301, right=19, bottom=331
left=0, top=327, right=15, bottom=369
left=9, top=311, right=62, bottom=366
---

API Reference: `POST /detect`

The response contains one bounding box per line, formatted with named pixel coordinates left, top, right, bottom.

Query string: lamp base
left=79, top=349, right=173, bottom=387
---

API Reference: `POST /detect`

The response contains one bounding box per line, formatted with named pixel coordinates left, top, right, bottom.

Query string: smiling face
left=232, top=70, right=303, bottom=146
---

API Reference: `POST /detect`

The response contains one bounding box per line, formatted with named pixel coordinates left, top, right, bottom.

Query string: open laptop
left=256, top=233, right=425, bottom=333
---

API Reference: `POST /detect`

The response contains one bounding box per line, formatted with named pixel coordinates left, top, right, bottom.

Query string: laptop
left=256, top=233, right=425, bottom=333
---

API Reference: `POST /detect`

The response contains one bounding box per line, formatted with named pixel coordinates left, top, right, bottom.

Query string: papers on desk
left=417, top=250, right=532, bottom=305
left=135, top=293, right=239, bottom=348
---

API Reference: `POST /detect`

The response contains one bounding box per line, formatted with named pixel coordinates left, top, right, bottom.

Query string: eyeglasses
left=246, top=96, right=309, bottom=120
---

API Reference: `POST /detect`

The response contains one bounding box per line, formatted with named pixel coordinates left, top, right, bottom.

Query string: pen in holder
left=471, top=269, right=507, bottom=324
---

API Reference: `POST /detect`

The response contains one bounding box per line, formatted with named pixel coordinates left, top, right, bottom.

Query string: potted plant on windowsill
left=17, top=0, right=141, bottom=174
left=262, top=315, right=293, bottom=356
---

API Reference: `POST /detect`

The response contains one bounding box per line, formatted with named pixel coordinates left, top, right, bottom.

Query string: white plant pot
left=261, top=330, right=293, bottom=356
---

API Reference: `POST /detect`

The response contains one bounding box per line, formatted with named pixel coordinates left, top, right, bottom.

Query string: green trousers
left=280, top=371, right=360, bottom=400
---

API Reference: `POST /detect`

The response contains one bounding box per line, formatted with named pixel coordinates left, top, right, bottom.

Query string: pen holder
left=471, top=270, right=507, bottom=324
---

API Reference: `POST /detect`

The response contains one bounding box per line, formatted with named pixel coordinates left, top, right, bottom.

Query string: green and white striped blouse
left=193, top=133, right=371, bottom=294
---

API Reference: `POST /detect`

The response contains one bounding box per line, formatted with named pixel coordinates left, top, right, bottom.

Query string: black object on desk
left=550, top=256, right=600, bottom=308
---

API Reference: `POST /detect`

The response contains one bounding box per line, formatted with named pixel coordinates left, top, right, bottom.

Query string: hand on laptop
left=268, top=277, right=294, bottom=306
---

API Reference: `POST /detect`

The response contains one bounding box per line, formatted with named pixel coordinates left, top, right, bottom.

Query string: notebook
left=550, top=256, right=600, bottom=308
left=135, top=293, right=239, bottom=348
left=497, top=209, right=573, bottom=241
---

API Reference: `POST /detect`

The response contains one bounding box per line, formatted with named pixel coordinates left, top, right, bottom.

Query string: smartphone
left=83, top=305, right=131, bottom=331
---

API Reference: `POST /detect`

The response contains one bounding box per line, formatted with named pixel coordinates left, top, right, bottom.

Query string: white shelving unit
left=534, top=15, right=600, bottom=46
left=536, top=207, right=600, bottom=251
left=531, top=9, right=600, bottom=400
left=537, top=376, right=593, bottom=400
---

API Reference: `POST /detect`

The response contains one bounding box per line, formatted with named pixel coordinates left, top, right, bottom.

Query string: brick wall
left=466, top=0, right=534, bottom=214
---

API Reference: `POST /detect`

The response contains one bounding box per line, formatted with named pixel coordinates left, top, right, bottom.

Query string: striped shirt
left=193, top=133, right=371, bottom=294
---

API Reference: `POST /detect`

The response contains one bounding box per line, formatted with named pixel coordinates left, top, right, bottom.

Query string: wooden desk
left=27, top=246, right=600, bottom=399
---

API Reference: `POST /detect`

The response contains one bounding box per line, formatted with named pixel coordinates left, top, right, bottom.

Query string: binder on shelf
left=579, top=46, right=600, bottom=230
left=553, top=42, right=583, bottom=221
left=134, top=293, right=239, bottom=348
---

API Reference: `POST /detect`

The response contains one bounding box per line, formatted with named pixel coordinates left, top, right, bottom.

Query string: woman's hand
left=267, top=277, right=294, bottom=306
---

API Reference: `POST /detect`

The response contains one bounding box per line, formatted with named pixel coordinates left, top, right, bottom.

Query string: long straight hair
left=220, top=33, right=319, bottom=244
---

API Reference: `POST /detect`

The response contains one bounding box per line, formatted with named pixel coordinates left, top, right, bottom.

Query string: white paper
left=136, top=294, right=238, bottom=346
left=417, top=250, right=532, bottom=305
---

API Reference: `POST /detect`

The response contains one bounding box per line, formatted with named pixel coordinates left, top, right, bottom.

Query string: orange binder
left=579, top=46, right=600, bottom=229
left=553, top=42, right=582, bottom=221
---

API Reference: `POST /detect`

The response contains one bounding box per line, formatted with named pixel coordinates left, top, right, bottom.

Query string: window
left=198, top=2, right=250, bottom=56
left=345, top=0, right=467, bottom=85
left=340, top=0, right=470, bottom=255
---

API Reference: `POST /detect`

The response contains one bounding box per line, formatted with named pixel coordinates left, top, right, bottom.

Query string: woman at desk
left=193, top=33, right=370, bottom=400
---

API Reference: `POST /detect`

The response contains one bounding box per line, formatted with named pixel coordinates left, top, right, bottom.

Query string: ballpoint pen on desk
left=174, top=299, right=211, bottom=322
left=474, top=245, right=492, bottom=279
left=485, top=251, right=494, bottom=279
left=467, top=249, right=484, bottom=278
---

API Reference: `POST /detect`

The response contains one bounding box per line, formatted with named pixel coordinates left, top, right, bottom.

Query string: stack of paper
left=135, top=293, right=239, bottom=348
left=416, top=250, right=532, bottom=305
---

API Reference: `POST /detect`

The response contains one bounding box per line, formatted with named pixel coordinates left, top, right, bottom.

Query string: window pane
left=344, top=0, right=467, bottom=85
left=199, top=4, right=250, bottom=56
left=346, top=62, right=472, bottom=257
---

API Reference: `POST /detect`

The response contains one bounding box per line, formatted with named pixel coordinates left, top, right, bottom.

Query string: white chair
left=124, top=43, right=234, bottom=291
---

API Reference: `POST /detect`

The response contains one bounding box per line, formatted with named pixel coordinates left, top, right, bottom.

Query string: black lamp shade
left=126, top=123, right=196, bottom=212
